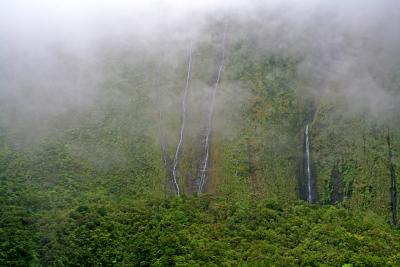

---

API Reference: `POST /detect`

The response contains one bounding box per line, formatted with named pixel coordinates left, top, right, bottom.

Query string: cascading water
left=171, top=41, right=193, bottom=197
left=198, top=26, right=227, bottom=193
left=305, top=124, right=313, bottom=203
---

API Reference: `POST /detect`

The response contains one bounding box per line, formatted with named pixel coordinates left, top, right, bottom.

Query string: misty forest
left=1, top=1, right=400, bottom=266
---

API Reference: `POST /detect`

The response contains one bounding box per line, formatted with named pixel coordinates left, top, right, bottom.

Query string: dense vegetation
left=1, top=13, right=400, bottom=266
left=2, top=193, right=400, bottom=266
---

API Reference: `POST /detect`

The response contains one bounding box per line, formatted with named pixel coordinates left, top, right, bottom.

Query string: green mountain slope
left=1, top=14, right=400, bottom=266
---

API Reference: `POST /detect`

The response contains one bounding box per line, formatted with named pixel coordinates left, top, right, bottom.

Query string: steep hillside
left=1, top=1, right=400, bottom=265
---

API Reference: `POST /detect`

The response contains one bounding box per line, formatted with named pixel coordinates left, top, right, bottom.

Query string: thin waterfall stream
left=171, top=41, right=193, bottom=197
left=305, top=124, right=313, bottom=203
left=198, top=25, right=227, bottom=193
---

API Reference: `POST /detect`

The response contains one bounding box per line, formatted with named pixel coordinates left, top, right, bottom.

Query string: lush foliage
left=2, top=194, right=400, bottom=266
left=1, top=20, right=399, bottom=266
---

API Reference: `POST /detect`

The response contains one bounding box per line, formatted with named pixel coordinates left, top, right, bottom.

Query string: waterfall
left=305, top=124, right=313, bottom=203
left=198, top=25, right=227, bottom=193
left=171, top=41, right=193, bottom=197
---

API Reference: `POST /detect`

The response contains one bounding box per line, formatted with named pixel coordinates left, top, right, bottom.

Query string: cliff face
left=2, top=2, right=400, bottom=265
left=0, top=22, right=399, bottom=222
